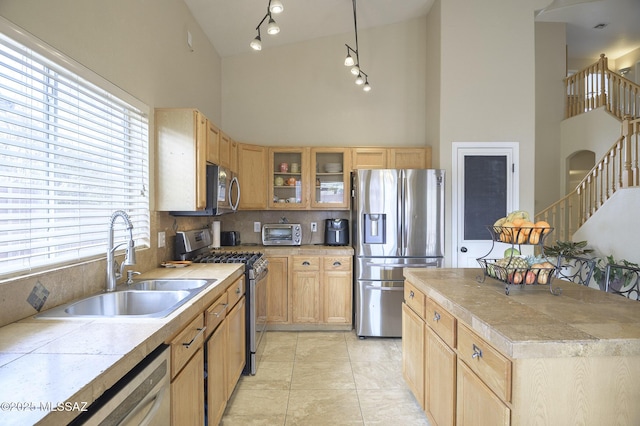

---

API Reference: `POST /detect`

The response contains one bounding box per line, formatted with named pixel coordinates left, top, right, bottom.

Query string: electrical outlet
left=311, top=222, right=317, bottom=233
left=158, top=231, right=166, bottom=248
left=254, top=222, right=261, bottom=232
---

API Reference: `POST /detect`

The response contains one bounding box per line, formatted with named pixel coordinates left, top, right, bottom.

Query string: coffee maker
left=324, top=219, right=349, bottom=246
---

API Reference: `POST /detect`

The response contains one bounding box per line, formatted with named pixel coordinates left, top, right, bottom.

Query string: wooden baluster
left=600, top=54, right=608, bottom=108
left=621, top=117, right=633, bottom=188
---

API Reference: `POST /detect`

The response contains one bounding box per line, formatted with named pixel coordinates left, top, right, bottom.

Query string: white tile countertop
left=0, top=263, right=244, bottom=426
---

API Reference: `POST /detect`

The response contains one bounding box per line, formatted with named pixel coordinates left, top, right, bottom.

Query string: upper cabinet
left=237, top=143, right=268, bottom=210
left=311, top=148, right=350, bottom=209
left=269, top=147, right=309, bottom=209
left=219, top=131, right=238, bottom=173
left=351, top=147, right=432, bottom=170
left=156, top=108, right=208, bottom=211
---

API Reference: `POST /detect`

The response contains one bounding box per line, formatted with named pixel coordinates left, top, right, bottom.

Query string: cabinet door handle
left=211, top=303, right=228, bottom=318
left=182, top=327, right=206, bottom=349
left=471, top=343, right=483, bottom=359
left=433, top=311, right=441, bottom=322
left=302, top=261, right=310, bottom=266
left=333, top=261, right=342, bottom=266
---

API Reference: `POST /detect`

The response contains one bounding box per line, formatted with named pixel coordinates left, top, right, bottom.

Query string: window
left=0, top=19, right=149, bottom=277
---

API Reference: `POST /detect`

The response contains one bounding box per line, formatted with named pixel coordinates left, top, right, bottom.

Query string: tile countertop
left=404, top=268, right=640, bottom=360
left=0, top=263, right=244, bottom=426
left=215, top=244, right=354, bottom=256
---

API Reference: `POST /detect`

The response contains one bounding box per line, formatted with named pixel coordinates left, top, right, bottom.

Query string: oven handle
left=255, top=267, right=269, bottom=282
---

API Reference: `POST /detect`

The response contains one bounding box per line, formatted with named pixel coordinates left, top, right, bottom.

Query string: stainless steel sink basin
left=63, top=290, right=190, bottom=317
left=130, top=279, right=214, bottom=291
left=36, top=278, right=219, bottom=319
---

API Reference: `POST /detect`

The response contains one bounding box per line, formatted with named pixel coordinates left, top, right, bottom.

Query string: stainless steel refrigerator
left=352, top=169, right=445, bottom=337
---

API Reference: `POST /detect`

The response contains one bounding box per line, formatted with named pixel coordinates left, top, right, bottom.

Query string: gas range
left=192, top=251, right=267, bottom=280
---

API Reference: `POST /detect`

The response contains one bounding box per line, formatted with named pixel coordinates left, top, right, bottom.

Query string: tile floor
left=220, top=331, right=430, bottom=425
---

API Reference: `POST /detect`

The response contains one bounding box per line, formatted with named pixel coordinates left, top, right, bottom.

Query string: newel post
left=621, top=115, right=633, bottom=187
left=599, top=54, right=608, bottom=107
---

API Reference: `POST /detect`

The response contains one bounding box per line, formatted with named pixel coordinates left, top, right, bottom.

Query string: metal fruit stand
left=476, top=225, right=561, bottom=296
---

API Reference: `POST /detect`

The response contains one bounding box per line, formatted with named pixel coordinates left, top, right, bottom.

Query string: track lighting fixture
left=250, top=0, right=283, bottom=51
left=342, top=0, right=372, bottom=92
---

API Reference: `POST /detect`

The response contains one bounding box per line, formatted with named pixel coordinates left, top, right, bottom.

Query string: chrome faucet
left=106, top=210, right=136, bottom=292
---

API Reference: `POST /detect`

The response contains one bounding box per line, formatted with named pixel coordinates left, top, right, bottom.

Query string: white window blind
left=0, top=19, right=150, bottom=277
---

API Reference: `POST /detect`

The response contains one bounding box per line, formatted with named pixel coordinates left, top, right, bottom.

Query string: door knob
left=460, top=247, right=468, bottom=253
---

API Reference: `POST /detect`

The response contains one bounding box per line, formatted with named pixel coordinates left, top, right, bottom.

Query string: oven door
left=247, top=265, right=268, bottom=375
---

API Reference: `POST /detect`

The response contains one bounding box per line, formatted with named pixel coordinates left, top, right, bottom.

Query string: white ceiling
left=184, top=0, right=640, bottom=61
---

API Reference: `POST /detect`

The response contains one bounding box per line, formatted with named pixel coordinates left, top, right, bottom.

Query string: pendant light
left=249, top=0, right=283, bottom=51
left=342, top=0, right=372, bottom=92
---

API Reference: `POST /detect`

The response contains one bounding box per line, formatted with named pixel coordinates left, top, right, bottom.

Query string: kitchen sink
left=36, top=279, right=218, bottom=319
left=130, top=279, right=214, bottom=291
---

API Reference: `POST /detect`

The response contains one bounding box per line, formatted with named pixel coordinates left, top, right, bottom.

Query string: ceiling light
left=342, top=0, right=373, bottom=93
left=344, top=48, right=355, bottom=67
left=269, top=0, right=284, bottom=14
left=250, top=1, right=284, bottom=51
left=250, top=34, right=262, bottom=51
left=267, top=16, right=280, bottom=35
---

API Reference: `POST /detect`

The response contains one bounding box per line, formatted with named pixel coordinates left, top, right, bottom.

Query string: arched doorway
left=566, top=150, right=595, bottom=194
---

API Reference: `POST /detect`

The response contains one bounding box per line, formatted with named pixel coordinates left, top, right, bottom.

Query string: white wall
left=439, top=0, right=537, bottom=265
left=535, top=22, right=567, bottom=213
left=0, top=0, right=223, bottom=123
left=560, top=107, right=621, bottom=191
left=221, top=18, right=429, bottom=147
left=573, top=188, right=640, bottom=265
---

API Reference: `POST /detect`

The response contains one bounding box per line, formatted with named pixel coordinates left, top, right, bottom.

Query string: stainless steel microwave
left=262, top=224, right=302, bottom=246
left=170, top=164, right=239, bottom=216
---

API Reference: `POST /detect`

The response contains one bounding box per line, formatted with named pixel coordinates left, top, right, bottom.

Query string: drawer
left=292, top=256, right=320, bottom=271
left=323, top=256, right=352, bottom=271
left=425, top=297, right=456, bottom=349
left=227, top=276, right=245, bottom=309
left=457, top=323, right=512, bottom=402
left=170, top=314, right=205, bottom=379
left=205, top=292, right=228, bottom=339
left=404, top=281, right=425, bottom=319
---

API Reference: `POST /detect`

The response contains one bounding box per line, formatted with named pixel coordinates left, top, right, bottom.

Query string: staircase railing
left=536, top=116, right=640, bottom=240
left=565, top=54, right=640, bottom=120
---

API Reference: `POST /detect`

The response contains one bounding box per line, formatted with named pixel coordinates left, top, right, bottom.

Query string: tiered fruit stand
left=476, top=225, right=561, bottom=296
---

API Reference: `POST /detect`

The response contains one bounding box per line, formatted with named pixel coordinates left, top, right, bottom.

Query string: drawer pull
left=333, top=261, right=342, bottom=266
left=433, top=311, right=441, bottom=322
left=302, top=261, right=310, bottom=266
left=472, top=343, right=483, bottom=359
left=211, top=303, right=228, bottom=318
left=236, top=287, right=241, bottom=294
left=409, top=290, right=415, bottom=299
left=182, top=327, right=206, bottom=349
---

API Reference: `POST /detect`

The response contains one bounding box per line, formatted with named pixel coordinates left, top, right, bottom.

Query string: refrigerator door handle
left=400, top=173, right=406, bottom=256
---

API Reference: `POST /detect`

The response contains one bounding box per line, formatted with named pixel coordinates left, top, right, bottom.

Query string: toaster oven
left=262, top=223, right=302, bottom=246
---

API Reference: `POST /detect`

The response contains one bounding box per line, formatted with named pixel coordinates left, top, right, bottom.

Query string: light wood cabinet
left=237, top=143, right=268, bottom=210
left=155, top=108, right=209, bottom=211
left=310, top=148, right=351, bottom=209
left=322, top=256, right=352, bottom=324
left=207, top=119, right=220, bottom=165
left=425, top=327, right=456, bottom=426
left=351, top=147, right=432, bottom=170
left=265, top=256, right=289, bottom=324
left=269, top=147, right=309, bottom=209
left=226, top=289, right=246, bottom=398
left=169, top=314, right=205, bottom=424
left=219, top=131, right=238, bottom=172
left=402, top=302, right=425, bottom=409
left=291, top=256, right=321, bottom=323
left=206, top=322, right=226, bottom=426
left=456, top=360, right=510, bottom=426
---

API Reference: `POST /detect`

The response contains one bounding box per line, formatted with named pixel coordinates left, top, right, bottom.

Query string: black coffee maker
left=324, top=219, right=349, bottom=246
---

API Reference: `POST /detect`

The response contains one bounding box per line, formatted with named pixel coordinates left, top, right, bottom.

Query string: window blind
left=0, top=19, right=150, bottom=277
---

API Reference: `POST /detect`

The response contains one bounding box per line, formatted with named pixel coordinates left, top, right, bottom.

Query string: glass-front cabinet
left=311, top=148, right=350, bottom=209
left=269, top=148, right=309, bottom=209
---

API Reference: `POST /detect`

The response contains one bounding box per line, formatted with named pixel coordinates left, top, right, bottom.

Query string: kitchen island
left=403, top=268, right=640, bottom=426
left=0, top=263, right=243, bottom=425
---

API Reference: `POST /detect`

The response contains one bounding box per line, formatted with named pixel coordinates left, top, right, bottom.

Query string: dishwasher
left=70, top=345, right=171, bottom=425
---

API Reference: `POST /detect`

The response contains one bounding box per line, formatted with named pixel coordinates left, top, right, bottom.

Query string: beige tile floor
left=220, top=331, right=430, bottom=425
